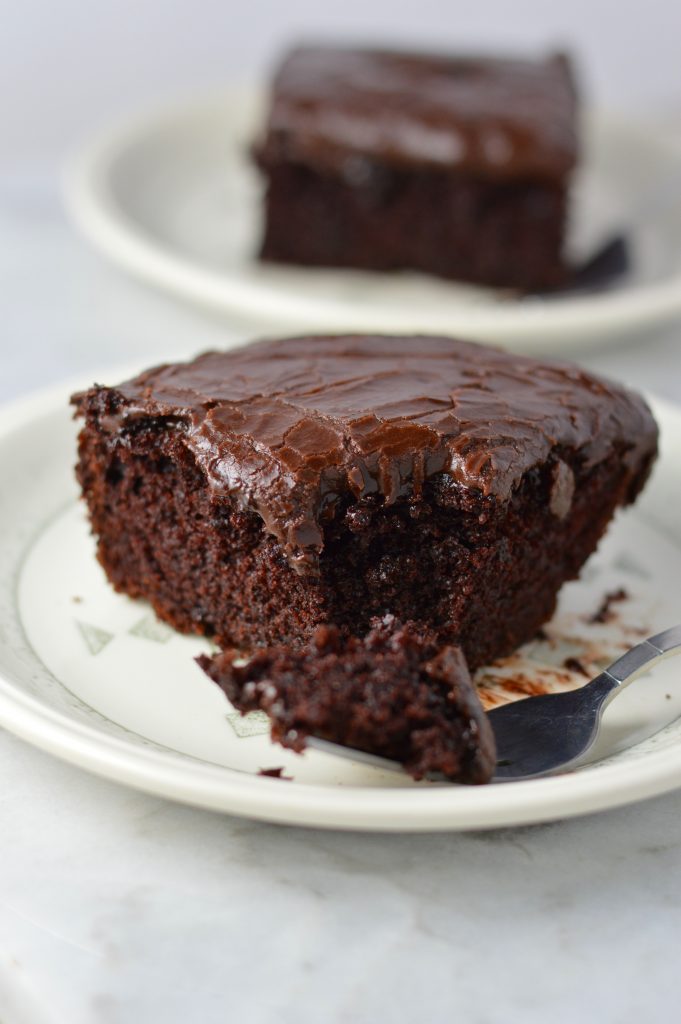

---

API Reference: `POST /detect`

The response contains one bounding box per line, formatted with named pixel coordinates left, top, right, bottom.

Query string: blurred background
left=2, top=0, right=681, bottom=401
left=3, top=0, right=679, bottom=163
left=4, top=0, right=681, bottom=167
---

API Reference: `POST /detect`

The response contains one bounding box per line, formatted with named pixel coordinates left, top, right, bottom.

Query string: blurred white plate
left=64, top=91, right=681, bottom=352
left=1, top=366, right=681, bottom=830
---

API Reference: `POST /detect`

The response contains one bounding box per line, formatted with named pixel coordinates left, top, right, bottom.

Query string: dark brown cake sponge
left=71, top=335, right=658, bottom=664
left=198, top=617, right=496, bottom=784
left=72, top=335, right=658, bottom=576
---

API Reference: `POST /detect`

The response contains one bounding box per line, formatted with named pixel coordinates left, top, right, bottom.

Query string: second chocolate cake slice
left=72, top=334, right=657, bottom=670
left=255, top=45, right=579, bottom=290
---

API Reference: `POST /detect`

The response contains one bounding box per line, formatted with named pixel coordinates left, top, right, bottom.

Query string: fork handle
left=602, top=624, right=681, bottom=689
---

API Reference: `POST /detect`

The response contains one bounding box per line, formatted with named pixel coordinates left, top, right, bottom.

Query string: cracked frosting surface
left=258, top=45, right=578, bottom=180
left=90, top=335, right=658, bottom=575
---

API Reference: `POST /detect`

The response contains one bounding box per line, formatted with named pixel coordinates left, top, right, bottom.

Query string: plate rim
left=63, top=89, right=681, bottom=349
left=1, top=378, right=681, bottom=830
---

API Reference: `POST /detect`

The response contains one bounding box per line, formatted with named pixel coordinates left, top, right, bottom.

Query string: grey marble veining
left=3, top=729, right=681, bottom=1024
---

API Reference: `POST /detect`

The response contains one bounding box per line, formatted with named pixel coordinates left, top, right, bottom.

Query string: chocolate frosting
left=258, top=45, right=578, bottom=181
left=92, top=335, right=657, bottom=576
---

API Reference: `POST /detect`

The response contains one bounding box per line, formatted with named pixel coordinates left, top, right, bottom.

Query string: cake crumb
left=258, top=767, right=292, bottom=780
left=589, top=588, right=629, bottom=624
left=564, top=656, right=590, bottom=677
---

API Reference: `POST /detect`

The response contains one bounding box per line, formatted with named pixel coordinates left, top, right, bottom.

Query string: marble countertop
left=2, top=167, right=681, bottom=1024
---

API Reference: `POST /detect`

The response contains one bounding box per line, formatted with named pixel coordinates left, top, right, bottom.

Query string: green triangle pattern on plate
left=129, top=614, right=174, bottom=644
left=75, top=619, right=114, bottom=656
left=226, top=711, right=270, bottom=739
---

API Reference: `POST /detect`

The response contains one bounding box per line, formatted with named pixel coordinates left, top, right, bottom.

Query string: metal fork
left=306, top=625, right=681, bottom=783
left=490, top=624, right=681, bottom=781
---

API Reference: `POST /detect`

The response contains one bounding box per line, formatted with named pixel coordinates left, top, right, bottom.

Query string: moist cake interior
left=72, top=334, right=658, bottom=779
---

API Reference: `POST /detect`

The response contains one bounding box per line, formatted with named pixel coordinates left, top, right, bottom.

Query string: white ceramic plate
left=1, top=366, right=681, bottom=830
left=64, top=91, right=681, bottom=351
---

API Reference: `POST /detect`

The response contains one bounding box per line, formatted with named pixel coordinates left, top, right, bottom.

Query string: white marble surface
left=2, top=167, right=681, bottom=1024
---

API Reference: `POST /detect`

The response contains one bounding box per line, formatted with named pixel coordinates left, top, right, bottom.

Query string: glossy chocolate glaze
left=83, top=335, right=658, bottom=576
left=257, top=45, right=578, bottom=181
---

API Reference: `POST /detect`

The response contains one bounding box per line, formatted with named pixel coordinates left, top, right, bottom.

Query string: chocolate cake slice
left=255, top=45, right=578, bottom=291
left=72, top=334, right=657, bottom=670
left=198, top=618, right=496, bottom=784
